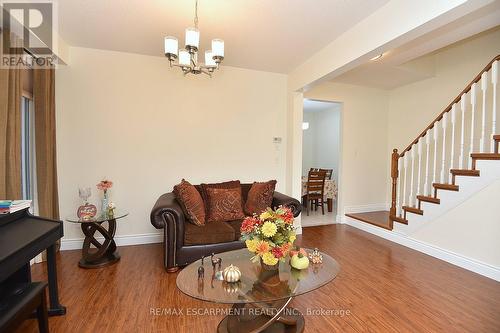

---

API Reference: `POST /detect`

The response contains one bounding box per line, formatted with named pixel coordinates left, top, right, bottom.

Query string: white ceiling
left=330, top=1, right=500, bottom=89
left=56, top=0, right=390, bottom=73
left=303, top=99, right=340, bottom=113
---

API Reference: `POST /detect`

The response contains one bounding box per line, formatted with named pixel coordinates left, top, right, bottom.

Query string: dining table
left=301, top=176, right=338, bottom=212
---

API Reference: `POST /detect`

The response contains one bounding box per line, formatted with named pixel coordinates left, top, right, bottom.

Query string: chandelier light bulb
left=205, top=50, right=216, bottom=67
left=164, top=36, right=178, bottom=55
left=179, top=49, right=191, bottom=66
left=212, top=39, right=224, bottom=57
left=185, top=27, right=200, bottom=49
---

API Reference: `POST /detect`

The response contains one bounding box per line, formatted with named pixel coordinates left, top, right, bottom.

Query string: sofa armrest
left=150, top=192, right=186, bottom=246
left=272, top=191, right=302, bottom=217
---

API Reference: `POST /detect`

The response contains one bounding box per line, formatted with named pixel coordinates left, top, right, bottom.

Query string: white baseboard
left=343, top=203, right=389, bottom=214
left=60, top=232, right=163, bottom=251
left=342, top=215, right=500, bottom=282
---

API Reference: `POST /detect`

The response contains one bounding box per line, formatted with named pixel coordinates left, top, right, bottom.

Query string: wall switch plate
left=273, top=137, right=282, bottom=144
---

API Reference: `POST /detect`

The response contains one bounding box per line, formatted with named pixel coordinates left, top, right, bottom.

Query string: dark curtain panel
left=0, top=37, right=22, bottom=199
left=33, top=67, right=59, bottom=220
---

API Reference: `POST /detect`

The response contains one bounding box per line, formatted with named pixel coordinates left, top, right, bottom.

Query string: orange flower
left=255, top=240, right=270, bottom=255
left=280, top=242, right=292, bottom=256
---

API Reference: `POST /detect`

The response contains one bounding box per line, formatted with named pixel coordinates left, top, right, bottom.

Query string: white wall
left=304, top=83, right=390, bottom=218
left=302, top=105, right=341, bottom=184
left=388, top=27, right=500, bottom=153
left=56, top=47, right=288, bottom=240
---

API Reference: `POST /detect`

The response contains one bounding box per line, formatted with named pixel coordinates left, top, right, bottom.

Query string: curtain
left=0, top=35, right=22, bottom=199
left=33, top=67, right=59, bottom=220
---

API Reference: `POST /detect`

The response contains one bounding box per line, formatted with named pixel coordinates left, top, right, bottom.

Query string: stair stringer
left=394, top=160, right=500, bottom=235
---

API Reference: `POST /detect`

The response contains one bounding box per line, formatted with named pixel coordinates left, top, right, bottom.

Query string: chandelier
left=164, top=0, right=224, bottom=77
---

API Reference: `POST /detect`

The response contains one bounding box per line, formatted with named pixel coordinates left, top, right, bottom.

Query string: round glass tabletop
left=176, top=248, right=340, bottom=304
left=66, top=210, right=128, bottom=223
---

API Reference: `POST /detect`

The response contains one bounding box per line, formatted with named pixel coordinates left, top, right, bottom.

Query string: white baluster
left=440, top=113, right=447, bottom=184
left=409, top=148, right=415, bottom=207
left=417, top=139, right=422, bottom=196
left=480, top=72, right=488, bottom=152
left=492, top=61, right=498, bottom=152
left=449, top=104, right=457, bottom=183
left=433, top=124, right=438, bottom=187
left=402, top=154, right=408, bottom=208
left=424, top=131, right=430, bottom=196
left=459, top=95, right=466, bottom=169
left=397, top=157, right=402, bottom=216
left=470, top=83, right=477, bottom=168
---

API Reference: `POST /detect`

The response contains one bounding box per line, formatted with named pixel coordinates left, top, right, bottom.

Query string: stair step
left=450, top=169, right=480, bottom=183
left=494, top=135, right=500, bottom=141
left=402, top=206, right=423, bottom=215
left=392, top=215, right=408, bottom=225
left=417, top=195, right=440, bottom=204
left=471, top=153, right=500, bottom=169
left=433, top=183, right=459, bottom=191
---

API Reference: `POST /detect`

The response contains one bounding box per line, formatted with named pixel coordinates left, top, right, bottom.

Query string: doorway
left=301, top=99, right=341, bottom=226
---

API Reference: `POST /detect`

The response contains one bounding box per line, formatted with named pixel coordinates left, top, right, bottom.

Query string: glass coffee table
left=66, top=210, right=128, bottom=268
left=177, top=248, right=340, bottom=332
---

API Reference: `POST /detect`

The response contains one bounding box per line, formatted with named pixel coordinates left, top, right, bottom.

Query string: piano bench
left=0, top=282, right=49, bottom=333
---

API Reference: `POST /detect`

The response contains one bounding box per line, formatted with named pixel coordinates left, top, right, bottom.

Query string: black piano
left=0, top=208, right=66, bottom=316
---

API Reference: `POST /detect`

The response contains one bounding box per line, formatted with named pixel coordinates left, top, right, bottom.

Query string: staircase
left=390, top=55, right=500, bottom=229
left=349, top=55, right=500, bottom=230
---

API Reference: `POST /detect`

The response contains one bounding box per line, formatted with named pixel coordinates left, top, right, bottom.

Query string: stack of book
left=0, top=200, right=32, bottom=214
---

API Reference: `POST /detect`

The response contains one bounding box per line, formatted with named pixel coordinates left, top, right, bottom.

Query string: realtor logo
left=1, top=1, right=56, bottom=67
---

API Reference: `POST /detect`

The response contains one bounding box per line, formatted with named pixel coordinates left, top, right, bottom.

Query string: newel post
left=390, top=149, right=399, bottom=219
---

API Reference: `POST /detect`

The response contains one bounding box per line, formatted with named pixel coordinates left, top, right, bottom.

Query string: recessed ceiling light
left=370, top=54, right=383, bottom=61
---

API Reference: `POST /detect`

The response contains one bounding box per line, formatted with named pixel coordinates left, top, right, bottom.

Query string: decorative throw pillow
left=244, top=180, right=277, bottom=215
left=200, top=180, right=241, bottom=212
left=204, top=186, right=245, bottom=222
left=173, top=179, right=206, bottom=226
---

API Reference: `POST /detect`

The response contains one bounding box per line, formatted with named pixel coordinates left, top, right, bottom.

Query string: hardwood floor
left=345, top=211, right=392, bottom=230
left=17, top=225, right=500, bottom=332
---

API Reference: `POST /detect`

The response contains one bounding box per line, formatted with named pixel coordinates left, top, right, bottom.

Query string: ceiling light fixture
left=164, top=0, right=224, bottom=77
left=370, top=54, right=383, bottom=61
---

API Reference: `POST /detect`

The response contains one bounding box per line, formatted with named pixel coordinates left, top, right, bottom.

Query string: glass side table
left=66, top=211, right=128, bottom=268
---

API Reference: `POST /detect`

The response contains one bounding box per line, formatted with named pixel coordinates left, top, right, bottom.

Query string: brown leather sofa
left=150, top=183, right=302, bottom=272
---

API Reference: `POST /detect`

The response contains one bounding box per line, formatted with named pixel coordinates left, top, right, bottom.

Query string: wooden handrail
left=399, top=54, right=500, bottom=158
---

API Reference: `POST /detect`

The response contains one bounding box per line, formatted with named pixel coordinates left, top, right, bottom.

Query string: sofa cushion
left=184, top=221, right=236, bottom=245
left=204, top=186, right=246, bottom=222
left=173, top=179, right=206, bottom=226
left=225, top=219, right=244, bottom=240
left=244, top=180, right=277, bottom=215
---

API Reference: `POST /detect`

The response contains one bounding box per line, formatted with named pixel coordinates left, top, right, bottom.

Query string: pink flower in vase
left=97, top=180, right=113, bottom=193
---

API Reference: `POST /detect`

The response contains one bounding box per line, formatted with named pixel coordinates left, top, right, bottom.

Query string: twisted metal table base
left=217, top=297, right=304, bottom=333
left=79, top=218, right=120, bottom=268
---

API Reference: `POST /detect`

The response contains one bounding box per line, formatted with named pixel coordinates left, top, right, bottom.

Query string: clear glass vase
left=101, top=191, right=109, bottom=215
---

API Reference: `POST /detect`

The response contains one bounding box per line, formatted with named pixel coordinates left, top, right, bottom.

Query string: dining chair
left=303, top=170, right=327, bottom=216
left=319, top=169, right=333, bottom=180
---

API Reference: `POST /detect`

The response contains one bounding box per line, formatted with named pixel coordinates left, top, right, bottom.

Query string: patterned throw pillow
left=244, top=180, right=277, bottom=215
left=204, top=186, right=245, bottom=222
left=173, top=179, right=206, bottom=226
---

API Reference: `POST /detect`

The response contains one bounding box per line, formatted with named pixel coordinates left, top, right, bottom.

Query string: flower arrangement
left=240, top=206, right=296, bottom=267
left=97, top=180, right=113, bottom=214
left=96, top=180, right=113, bottom=193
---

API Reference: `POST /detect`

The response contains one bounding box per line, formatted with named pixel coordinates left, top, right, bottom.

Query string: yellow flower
left=259, top=211, right=272, bottom=220
left=289, top=232, right=296, bottom=243
left=245, top=239, right=259, bottom=253
left=262, top=252, right=279, bottom=266
left=261, top=221, right=278, bottom=237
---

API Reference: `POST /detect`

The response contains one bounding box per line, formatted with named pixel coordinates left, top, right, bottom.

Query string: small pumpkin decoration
left=222, top=264, right=241, bottom=283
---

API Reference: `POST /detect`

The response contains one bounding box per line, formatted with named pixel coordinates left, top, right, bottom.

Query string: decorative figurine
left=211, top=253, right=217, bottom=270
left=308, top=248, right=323, bottom=264
left=198, top=266, right=205, bottom=279
left=222, top=265, right=241, bottom=283
left=217, top=257, right=222, bottom=270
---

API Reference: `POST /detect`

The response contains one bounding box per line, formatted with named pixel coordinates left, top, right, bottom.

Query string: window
left=20, top=95, right=37, bottom=204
